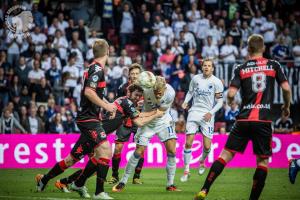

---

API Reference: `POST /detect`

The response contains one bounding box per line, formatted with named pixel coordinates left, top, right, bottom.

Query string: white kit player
left=181, top=58, right=224, bottom=182
left=112, top=76, right=182, bottom=192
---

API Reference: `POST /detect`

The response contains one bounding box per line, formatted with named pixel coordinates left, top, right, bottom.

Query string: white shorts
left=134, top=123, right=177, bottom=146
left=186, top=111, right=214, bottom=139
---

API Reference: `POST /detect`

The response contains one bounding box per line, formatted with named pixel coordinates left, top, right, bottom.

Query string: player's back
left=230, top=57, right=287, bottom=122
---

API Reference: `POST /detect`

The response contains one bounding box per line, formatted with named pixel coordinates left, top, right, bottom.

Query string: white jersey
left=143, top=84, right=175, bottom=127
left=184, top=74, right=223, bottom=113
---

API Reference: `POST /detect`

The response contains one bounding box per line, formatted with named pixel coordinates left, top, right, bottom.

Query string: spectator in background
left=9, top=75, right=22, bottom=104
left=159, top=47, right=175, bottom=79
left=0, top=67, right=9, bottom=110
left=63, top=110, right=77, bottom=133
left=69, top=31, right=85, bottom=53
left=150, top=28, right=167, bottom=50
left=250, top=10, right=266, bottom=34
left=65, top=19, right=76, bottom=42
left=53, top=29, right=68, bottom=63
left=77, top=19, right=88, bottom=44
left=0, top=51, right=11, bottom=76
left=23, top=105, right=44, bottom=134
left=32, top=3, right=44, bottom=29
left=19, top=105, right=27, bottom=126
left=172, top=13, right=186, bottom=38
left=286, top=13, right=300, bottom=42
left=31, top=26, right=47, bottom=53
left=241, top=21, right=252, bottom=46
left=19, top=86, right=31, bottom=108
left=180, top=62, right=198, bottom=93
left=227, top=20, right=242, bottom=48
left=119, top=2, right=135, bottom=49
left=48, top=113, right=64, bottom=134
left=153, top=15, right=164, bottom=30
left=220, top=36, right=239, bottom=63
left=6, top=31, right=23, bottom=68
left=271, top=36, right=290, bottom=62
left=15, top=56, right=31, bottom=86
left=28, top=60, right=45, bottom=93
left=202, top=36, right=219, bottom=60
left=170, top=39, right=184, bottom=56
left=170, top=55, right=184, bottom=91
left=224, top=101, right=239, bottom=132
left=62, top=54, right=79, bottom=98
left=0, top=107, right=26, bottom=134
left=227, top=0, right=239, bottom=21
left=37, top=105, right=47, bottom=131
left=195, top=10, right=210, bottom=47
left=183, top=25, right=197, bottom=50
left=48, top=18, right=61, bottom=36
left=274, top=113, right=293, bottom=134
left=33, top=77, right=52, bottom=103
left=186, top=2, right=200, bottom=33
left=46, top=98, right=56, bottom=120
left=46, top=57, right=61, bottom=87
left=160, top=19, right=174, bottom=47
left=240, top=0, right=254, bottom=23
left=57, top=12, right=69, bottom=33
left=116, top=49, right=132, bottom=66
left=293, top=38, right=300, bottom=67
left=260, top=14, right=277, bottom=58
left=140, top=11, right=153, bottom=52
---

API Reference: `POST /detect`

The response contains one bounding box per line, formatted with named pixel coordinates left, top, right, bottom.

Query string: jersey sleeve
left=86, top=69, right=105, bottom=90
left=273, top=60, right=288, bottom=84
left=122, top=99, right=139, bottom=119
left=215, top=78, right=224, bottom=95
left=160, top=87, right=175, bottom=110
left=229, top=65, right=241, bottom=89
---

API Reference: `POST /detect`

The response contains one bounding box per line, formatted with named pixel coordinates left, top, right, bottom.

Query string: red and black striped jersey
left=102, top=96, right=139, bottom=133
left=77, top=61, right=106, bottom=122
left=230, top=57, right=287, bottom=122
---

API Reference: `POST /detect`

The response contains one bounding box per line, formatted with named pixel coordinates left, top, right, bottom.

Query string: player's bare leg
left=194, top=149, right=235, bottom=199
left=36, top=154, right=76, bottom=192
left=198, top=136, right=211, bottom=175
left=113, top=145, right=145, bottom=192
left=165, top=139, right=181, bottom=191
left=181, top=134, right=194, bottom=182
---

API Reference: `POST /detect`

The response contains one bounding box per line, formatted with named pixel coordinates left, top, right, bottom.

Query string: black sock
left=60, top=169, right=83, bottom=185
left=249, top=166, right=268, bottom=200
left=133, top=157, right=144, bottom=179
left=95, top=158, right=110, bottom=195
left=202, top=158, right=227, bottom=193
left=112, top=153, right=121, bottom=178
left=42, top=160, right=68, bottom=184
left=75, top=158, right=98, bottom=187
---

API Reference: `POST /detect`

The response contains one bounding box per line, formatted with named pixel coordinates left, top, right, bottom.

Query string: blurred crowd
left=0, top=0, right=300, bottom=134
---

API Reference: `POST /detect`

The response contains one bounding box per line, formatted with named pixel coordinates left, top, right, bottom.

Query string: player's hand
left=137, top=100, right=144, bottom=110
left=203, top=112, right=212, bottom=122
left=155, top=109, right=165, bottom=117
left=106, top=103, right=117, bottom=113
left=281, top=105, right=290, bottom=117
left=181, top=102, right=188, bottom=110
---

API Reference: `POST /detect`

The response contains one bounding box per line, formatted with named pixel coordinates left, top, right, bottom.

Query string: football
left=138, top=71, right=156, bottom=89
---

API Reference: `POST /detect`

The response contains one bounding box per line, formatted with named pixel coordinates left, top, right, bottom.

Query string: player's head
left=247, top=34, right=265, bottom=56
left=127, top=84, right=143, bottom=104
left=92, top=39, right=109, bottom=59
left=201, top=58, right=214, bottom=77
left=129, top=63, right=142, bottom=83
left=153, top=76, right=166, bottom=100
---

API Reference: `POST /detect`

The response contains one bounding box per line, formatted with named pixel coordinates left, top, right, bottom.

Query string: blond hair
left=93, top=39, right=109, bottom=58
left=154, top=76, right=166, bottom=91
left=247, top=34, right=264, bottom=55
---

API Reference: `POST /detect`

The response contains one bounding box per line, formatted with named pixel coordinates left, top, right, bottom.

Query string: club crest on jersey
left=208, top=84, right=213, bottom=90
left=92, top=75, right=98, bottom=82
left=94, top=65, right=102, bottom=72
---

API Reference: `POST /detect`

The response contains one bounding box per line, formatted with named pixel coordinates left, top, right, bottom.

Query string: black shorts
left=115, top=124, right=138, bottom=143
left=71, top=121, right=106, bottom=161
left=225, top=121, right=272, bottom=158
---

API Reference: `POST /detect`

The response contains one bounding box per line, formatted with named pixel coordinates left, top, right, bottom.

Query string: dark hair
left=128, top=84, right=143, bottom=93
left=129, top=63, right=142, bottom=73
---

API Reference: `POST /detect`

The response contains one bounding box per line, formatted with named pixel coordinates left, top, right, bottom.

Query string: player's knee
left=185, top=142, right=192, bottom=149
left=64, top=155, right=76, bottom=167
left=135, top=146, right=145, bottom=156
left=114, top=143, right=124, bottom=154
left=256, top=156, right=269, bottom=167
left=204, top=144, right=211, bottom=151
left=167, top=149, right=176, bottom=156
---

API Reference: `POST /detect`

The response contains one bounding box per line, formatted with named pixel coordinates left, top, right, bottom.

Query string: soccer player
left=35, top=39, right=117, bottom=199
left=289, top=158, right=300, bottom=184
left=108, top=63, right=145, bottom=185
left=55, top=84, right=164, bottom=195
left=194, top=34, right=291, bottom=200
left=112, top=76, right=181, bottom=192
left=180, top=58, right=224, bottom=182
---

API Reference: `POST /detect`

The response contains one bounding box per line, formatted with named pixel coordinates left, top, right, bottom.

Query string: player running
left=194, top=34, right=291, bottom=200
left=112, top=76, right=182, bottom=192
left=54, top=84, right=164, bottom=194
left=108, top=63, right=145, bottom=185
left=180, top=58, right=224, bottom=182
left=35, top=39, right=117, bottom=199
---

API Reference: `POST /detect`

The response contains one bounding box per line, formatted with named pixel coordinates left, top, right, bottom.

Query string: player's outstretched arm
left=133, top=109, right=165, bottom=127
left=280, top=81, right=291, bottom=117
left=138, top=110, right=158, bottom=118
left=84, top=87, right=117, bottom=113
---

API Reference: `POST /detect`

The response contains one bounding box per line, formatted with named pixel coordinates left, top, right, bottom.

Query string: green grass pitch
left=0, top=168, right=299, bottom=200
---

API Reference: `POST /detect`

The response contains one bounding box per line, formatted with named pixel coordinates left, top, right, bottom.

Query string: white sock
left=183, top=148, right=192, bottom=172
left=200, top=148, right=211, bottom=163
left=296, top=159, right=300, bottom=167
left=120, top=152, right=140, bottom=184
left=166, top=153, right=176, bottom=186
